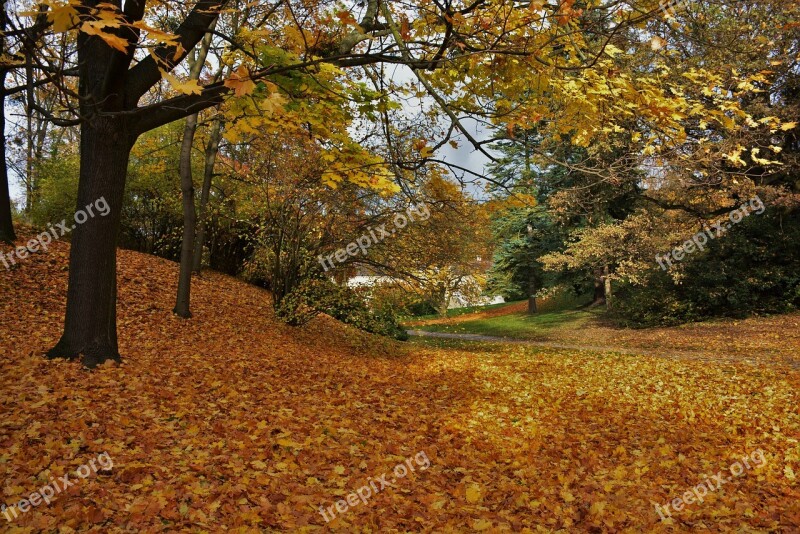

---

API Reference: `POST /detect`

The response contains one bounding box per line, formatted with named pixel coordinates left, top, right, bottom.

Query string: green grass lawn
left=406, top=292, right=597, bottom=339
left=416, top=308, right=601, bottom=339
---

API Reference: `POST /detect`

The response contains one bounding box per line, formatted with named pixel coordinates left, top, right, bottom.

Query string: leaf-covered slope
left=1, top=233, right=798, bottom=531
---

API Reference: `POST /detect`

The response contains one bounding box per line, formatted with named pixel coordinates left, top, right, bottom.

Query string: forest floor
left=1, top=230, right=799, bottom=532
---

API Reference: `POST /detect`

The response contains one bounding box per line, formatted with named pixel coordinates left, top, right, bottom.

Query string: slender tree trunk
left=47, top=117, right=133, bottom=367
left=25, top=88, right=34, bottom=212
left=603, top=264, right=612, bottom=311
left=22, top=17, right=40, bottom=214
left=192, top=117, right=222, bottom=272
left=174, top=113, right=199, bottom=318
left=593, top=267, right=605, bottom=306
left=174, top=33, right=214, bottom=315
left=527, top=269, right=537, bottom=314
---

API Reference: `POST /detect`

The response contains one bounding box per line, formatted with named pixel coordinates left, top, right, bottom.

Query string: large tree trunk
left=0, top=88, right=15, bottom=245
left=47, top=117, right=133, bottom=367
left=192, top=117, right=222, bottom=272
left=46, top=0, right=227, bottom=367
left=174, top=113, right=199, bottom=318
left=0, top=5, right=15, bottom=245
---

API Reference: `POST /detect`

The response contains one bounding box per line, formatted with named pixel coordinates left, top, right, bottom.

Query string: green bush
left=29, top=155, right=80, bottom=227
left=273, top=279, right=321, bottom=326
left=276, top=278, right=408, bottom=340
left=614, top=207, right=800, bottom=327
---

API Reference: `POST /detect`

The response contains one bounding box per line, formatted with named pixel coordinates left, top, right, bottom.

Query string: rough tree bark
left=47, top=116, right=133, bottom=366
left=48, top=0, right=229, bottom=367
left=0, top=3, right=16, bottom=244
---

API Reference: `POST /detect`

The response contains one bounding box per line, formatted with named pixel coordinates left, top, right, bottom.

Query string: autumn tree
left=12, top=0, right=778, bottom=366
left=527, top=0, right=800, bottom=322
left=362, top=174, right=493, bottom=316
left=235, top=131, right=382, bottom=309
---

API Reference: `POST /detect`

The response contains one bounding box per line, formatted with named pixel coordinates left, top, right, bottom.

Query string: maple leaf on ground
left=1, top=230, right=798, bottom=531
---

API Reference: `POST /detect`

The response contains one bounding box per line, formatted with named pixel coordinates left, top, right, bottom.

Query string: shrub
left=614, top=207, right=800, bottom=326
left=275, top=278, right=408, bottom=340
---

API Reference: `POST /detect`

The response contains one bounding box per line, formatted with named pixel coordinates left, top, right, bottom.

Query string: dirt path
left=408, top=329, right=653, bottom=353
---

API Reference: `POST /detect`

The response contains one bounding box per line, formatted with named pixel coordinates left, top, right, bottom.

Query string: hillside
left=1, top=232, right=799, bottom=531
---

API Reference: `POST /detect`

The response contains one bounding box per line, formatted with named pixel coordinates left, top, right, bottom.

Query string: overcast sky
left=4, top=62, right=496, bottom=208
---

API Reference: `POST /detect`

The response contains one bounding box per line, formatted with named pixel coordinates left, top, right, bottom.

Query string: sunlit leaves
left=320, top=141, right=398, bottom=195
left=221, top=66, right=254, bottom=96
left=222, top=91, right=286, bottom=143
left=160, top=70, right=203, bottom=95
left=45, top=1, right=79, bottom=33
left=80, top=21, right=129, bottom=52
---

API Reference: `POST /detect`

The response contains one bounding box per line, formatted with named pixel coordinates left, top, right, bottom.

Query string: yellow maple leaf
left=44, top=2, right=79, bottom=33
left=132, top=21, right=178, bottom=46
left=95, top=7, right=122, bottom=25
left=465, top=483, right=481, bottom=503
left=276, top=438, right=301, bottom=448
left=473, top=519, right=492, bottom=530
left=160, top=70, right=203, bottom=95
left=589, top=500, right=607, bottom=515
left=80, top=22, right=129, bottom=52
